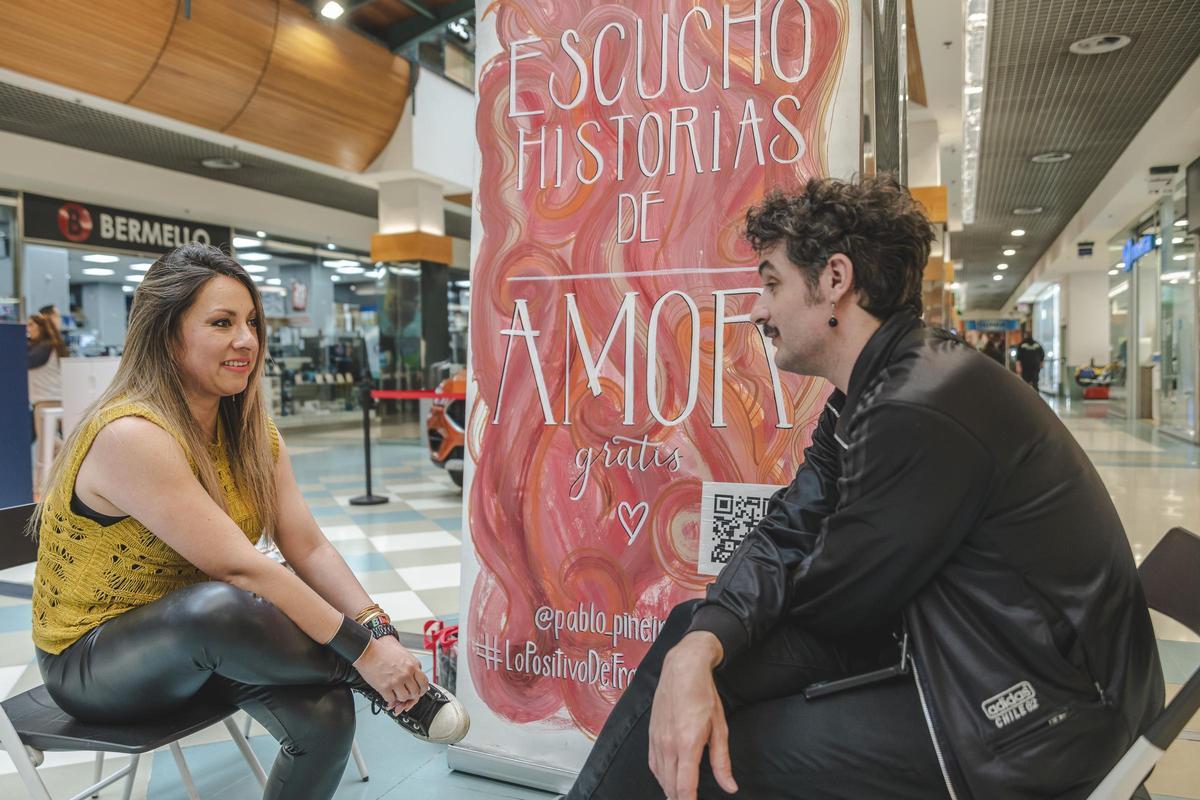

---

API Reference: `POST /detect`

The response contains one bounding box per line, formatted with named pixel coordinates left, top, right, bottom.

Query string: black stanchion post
left=349, top=378, right=388, bottom=506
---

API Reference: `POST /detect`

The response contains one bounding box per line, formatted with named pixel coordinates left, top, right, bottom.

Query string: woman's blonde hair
left=33, top=243, right=277, bottom=540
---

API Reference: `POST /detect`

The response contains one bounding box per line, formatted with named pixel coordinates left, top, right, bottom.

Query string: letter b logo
left=57, top=203, right=93, bottom=243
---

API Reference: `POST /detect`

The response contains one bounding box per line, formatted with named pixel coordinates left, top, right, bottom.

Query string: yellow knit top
left=31, top=400, right=279, bottom=654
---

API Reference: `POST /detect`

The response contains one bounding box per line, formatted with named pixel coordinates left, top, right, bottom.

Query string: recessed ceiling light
left=200, top=157, right=241, bottom=170
left=336, top=265, right=366, bottom=275
left=125, top=275, right=144, bottom=283
left=251, top=275, right=264, bottom=283
left=244, top=264, right=269, bottom=273
left=320, top=1, right=344, bottom=19
left=1003, top=248, right=1016, bottom=256
left=323, top=259, right=360, bottom=268
left=239, top=252, right=272, bottom=261
left=122, top=284, right=133, bottom=293
left=82, top=254, right=120, bottom=263
left=1175, top=219, right=1189, bottom=227
left=130, top=262, right=153, bottom=271
left=233, top=236, right=262, bottom=248
left=327, top=243, right=337, bottom=250
left=1013, top=206, right=1044, bottom=216
left=82, top=267, right=114, bottom=276
left=1115, top=262, right=1126, bottom=270
left=256, top=230, right=267, bottom=238
left=1031, top=152, right=1072, bottom=164
left=330, top=274, right=341, bottom=282
left=1108, top=269, right=1119, bottom=275
left=1172, top=236, right=1185, bottom=244
left=1174, top=254, right=1187, bottom=261
left=1156, top=236, right=1163, bottom=245
left=1068, top=34, right=1131, bottom=56
left=266, top=278, right=282, bottom=286
left=993, top=274, right=1004, bottom=281
left=1011, top=229, right=1026, bottom=237
left=997, top=263, right=1009, bottom=270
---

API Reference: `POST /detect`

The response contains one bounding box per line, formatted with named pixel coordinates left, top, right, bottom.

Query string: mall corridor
left=1, top=401, right=1197, bottom=799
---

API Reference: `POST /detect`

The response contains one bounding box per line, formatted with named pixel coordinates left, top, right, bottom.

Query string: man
left=1017, top=333, right=1047, bottom=390
left=565, top=176, right=1162, bottom=800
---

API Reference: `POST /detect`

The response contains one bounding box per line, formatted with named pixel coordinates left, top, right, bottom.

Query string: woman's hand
left=353, top=636, right=431, bottom=711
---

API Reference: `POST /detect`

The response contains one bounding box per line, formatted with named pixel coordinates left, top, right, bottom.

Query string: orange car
left=426, top=369, right=466, bottom=488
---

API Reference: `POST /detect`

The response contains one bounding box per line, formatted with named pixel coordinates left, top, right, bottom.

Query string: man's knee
left=662, top=599, right=704, bottom=639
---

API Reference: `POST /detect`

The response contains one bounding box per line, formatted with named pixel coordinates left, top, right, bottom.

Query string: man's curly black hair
left=744, top=174, right=936, bottom=318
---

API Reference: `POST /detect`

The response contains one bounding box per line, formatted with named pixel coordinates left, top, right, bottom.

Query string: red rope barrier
left=370, top=389, right=466, bottom=401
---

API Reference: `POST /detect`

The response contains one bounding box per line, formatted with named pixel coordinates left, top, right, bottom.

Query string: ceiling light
left=323, top=259, right=360, bottom=268
left=233, top=236, right=262, bottom=249
left=256, top=230, right=267, bottom=238
left=327, top=243, right=337, bottom=250
left=1174, top=254, right=1187, bottom=261
left=364, top=270, right=383, bottom=279
left=330, top=274, right=341, bottom=282
left=1011, top=229, right=1026, bottom=237
left=1162, top=271, right=1191, bottom=281
left=960, top=0, right=989, bottom=226
left=1108, top=269, right=1119, bottom=276
left=239, top=252, right=272, bottom=261
left=963, top=85, right=982, bottom=95
left=997, top=263, right=1009, bottom=270
left=1068, top=34, right=1131, bottom=56
left=82, top=267, right=114, bottom=276
left=125, top=275, right=144, bottom=283
left=1175, top=219, right=1189, bottom=227
left=1108, top=281, right=1129, bottom=298
left=993, top=274, right=1004, bottom=281
left=1012, top=206, right=1044, bottom=215
left=1002, top=248, right=1016, bottom=256
left=130, top=262, right=153, bottom=271
left=336, top=265, right=366, bottom=275
left=1172, top=236, right=1185, bottom=244
left=320, top=1, right=344, bottom=19
left=122, top=284, right=133, bottom=293
left=251, top=275, right=264, bottom=283
left=82, top=254, right=120, bottom=263
left=200, top=157, right=241, bottom=170
left=1156, top=236, right=1163, bottom=246
left=266, top=278, right=282, bottom=285
left=1031, top=152, right=1072, bottom=164
left=244, top=264, right=268, bottom=273
left=1170, top=279, right=1179, bottom=285
left=1115, top=262, right=1125, bottom=270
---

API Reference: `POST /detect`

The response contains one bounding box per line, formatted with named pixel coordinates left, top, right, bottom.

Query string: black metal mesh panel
left=951, top=0, right=1200, bottom=309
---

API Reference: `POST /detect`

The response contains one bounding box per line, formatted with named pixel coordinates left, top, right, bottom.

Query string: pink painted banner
left=456, top=0, right=860, bottom=777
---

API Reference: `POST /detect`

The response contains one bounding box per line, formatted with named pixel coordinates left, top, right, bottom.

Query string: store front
left=1032, top=284, right=1062, bottom=396
left=1107, top=177, right=1198, bottom=442
left=7, top=188, right=470, bottom=433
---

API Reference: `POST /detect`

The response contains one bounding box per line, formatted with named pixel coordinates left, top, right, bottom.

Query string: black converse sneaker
left=354, top=683, right=470, bottom=744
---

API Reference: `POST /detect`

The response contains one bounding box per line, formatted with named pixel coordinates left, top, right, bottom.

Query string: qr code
left=697, top=482, right=784, bottom=576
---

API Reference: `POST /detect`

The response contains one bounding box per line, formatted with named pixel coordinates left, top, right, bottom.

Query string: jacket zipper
left=909, top=652, right=961, bottom=800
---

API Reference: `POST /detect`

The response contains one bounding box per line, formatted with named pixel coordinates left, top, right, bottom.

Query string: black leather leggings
left=37, top=582, right=362, bottom=800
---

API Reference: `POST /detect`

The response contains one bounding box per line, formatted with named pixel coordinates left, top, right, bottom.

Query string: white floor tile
left=370, top=591, right=433, bottom=622
left=319, top=524, right=367, bottom=542
left=395, top=563, right=461, bottom=591
left=369, top=531, right=461, bottom=552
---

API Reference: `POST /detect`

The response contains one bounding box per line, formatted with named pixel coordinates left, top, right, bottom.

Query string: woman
left=27, top=312, right=67, bottom=444
left=30, top=244, right=468, bottom=800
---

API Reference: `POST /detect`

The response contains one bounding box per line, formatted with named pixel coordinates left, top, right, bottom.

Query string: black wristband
left=327, top=615, right=372, bottom=662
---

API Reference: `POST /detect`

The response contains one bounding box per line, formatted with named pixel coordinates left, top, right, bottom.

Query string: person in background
left=1017, top=333, right=1047, bottom=390
left=27, top=312, right=68, bottom=474
left=980, top=332, right=1006, bottom=366
left=38, top=303, right=63, bottom=334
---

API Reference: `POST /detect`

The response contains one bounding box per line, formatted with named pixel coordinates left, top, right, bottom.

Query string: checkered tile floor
left=2, top=416, right=1199, bottom=798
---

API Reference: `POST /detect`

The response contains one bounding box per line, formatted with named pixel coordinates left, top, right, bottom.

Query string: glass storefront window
left=1033, top=285, right=1061, bottom=396
left=0, top=200, right=17, bottom=321
left=1159, top=188, right=1197, bottom=442
left=1108, top=270, right=1131, bottom=416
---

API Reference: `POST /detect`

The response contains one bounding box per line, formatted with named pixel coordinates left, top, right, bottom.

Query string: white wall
left=366, top=71, right=475, bottom=192
left=1064, top=271, right=1110, bottom=367
left=0, top=132, right=378, bottom=249
left=907, top=119, right=941, bottom=187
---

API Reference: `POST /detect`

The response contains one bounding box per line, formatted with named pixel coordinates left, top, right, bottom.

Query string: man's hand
left=648, top=631, right=739, bottom=799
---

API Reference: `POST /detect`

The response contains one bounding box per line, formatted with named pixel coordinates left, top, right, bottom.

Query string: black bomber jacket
left=690, top=312, right=1163, bottom=799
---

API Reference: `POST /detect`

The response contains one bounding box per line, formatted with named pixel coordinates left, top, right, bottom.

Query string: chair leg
left=0, top=708, right=53, bottom=800
left=351, top=739, right=369, bottom=781
left=223, top=716, right=268, bottom=787
left=121, top=753, right=141, bottom=800
left=91, top=751, right=104, bottom=798
left=169, top=741, right=202, bottom=800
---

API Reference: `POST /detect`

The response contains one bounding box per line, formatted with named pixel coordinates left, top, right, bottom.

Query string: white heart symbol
left=618, top=501, right=649, bottom=545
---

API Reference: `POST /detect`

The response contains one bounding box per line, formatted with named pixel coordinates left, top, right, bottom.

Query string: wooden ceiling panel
left=223, top=0, right=411, bottom=172
left=0, top=0, right=176, bottom=102
left=128, top=0, right=278, bottom=130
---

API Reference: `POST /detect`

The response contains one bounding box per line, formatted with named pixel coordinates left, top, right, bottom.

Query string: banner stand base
left=447, top=744, right=578, bottom=794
